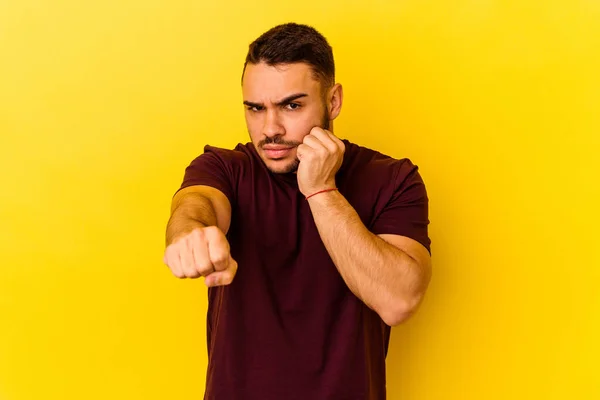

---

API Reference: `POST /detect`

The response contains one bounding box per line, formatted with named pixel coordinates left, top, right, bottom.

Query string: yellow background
left=1, top=1, right=598, bottom=399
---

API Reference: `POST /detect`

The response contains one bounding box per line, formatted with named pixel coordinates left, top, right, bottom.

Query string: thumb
left=296, top=143, right=306, bottom=160
left=204, top=226, right=230, bottom=271
left=205, top=256, right=238, bottom=287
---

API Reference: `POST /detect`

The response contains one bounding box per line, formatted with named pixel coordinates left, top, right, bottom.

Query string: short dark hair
left=242, top=23, right=335, bottom=89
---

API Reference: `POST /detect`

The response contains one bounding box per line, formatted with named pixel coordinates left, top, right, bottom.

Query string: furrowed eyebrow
left=243, top=100, right=263, bottom=108
left=243, top=93, right=308, bottom=108
left=275, top=93, right=308, bottom=106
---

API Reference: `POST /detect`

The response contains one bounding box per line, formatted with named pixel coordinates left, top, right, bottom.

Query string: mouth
left=262, top=146, right=295, bottom=159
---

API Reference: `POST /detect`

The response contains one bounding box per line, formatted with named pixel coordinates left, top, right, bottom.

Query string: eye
left=285, top=103, right=301, bottom=110
left=247, top=105, right=264, bottom=112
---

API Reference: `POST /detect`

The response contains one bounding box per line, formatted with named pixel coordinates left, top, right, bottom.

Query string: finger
left=326, top=131, right=345, bottom=153
left=309, top=128, right=339, bottom=153
left=190, top=229, right=214, bottom=276
left=309, top=126, right=327, bottom=137
left=296, top=143, right=311, bottom=160
left=165, top=245, right=184, bottom=278
left=190, top=229, right=211, bottom=276
left=204, top=226, right=230, bottom=272
left=188, top=230, right=205, bottom=278
left=304, top=132, right=335, bottom=156
left=205, top=257, right=238, bottom=287
left=302, top=134, right=324, bottom=151
left=183, top=235, right=201, bottom=279
left=179, top=238, right=197, bottom=277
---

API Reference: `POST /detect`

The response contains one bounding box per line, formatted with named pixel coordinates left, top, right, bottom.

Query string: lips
left=263, top=146, right=294, bottom=159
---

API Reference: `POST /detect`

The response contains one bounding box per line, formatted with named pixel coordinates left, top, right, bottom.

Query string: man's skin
left=164, top=62, right=432, bottom=326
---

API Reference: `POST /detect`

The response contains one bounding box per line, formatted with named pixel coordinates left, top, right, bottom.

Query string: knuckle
left=211, top=251, right=228, bottom=266
left=186, top=269, right=201, bottom=278
left=204, top=225, right=219, bottom=233
left=191, top=228, right=205, bottom=242
left=216, top=237, right=231, bottom=251
left=171, top=269, right=184, bottom=278
left=180, top=250, right=193, bottom=264
left=196, top=261, right=214, bottom=275
left=193, top=251, right=209, bottom=266
left=180, top=262, right=196, bottom=275
left=204, top=226, right=220, bottom=237
left=165, top=245, right=176, bottom=257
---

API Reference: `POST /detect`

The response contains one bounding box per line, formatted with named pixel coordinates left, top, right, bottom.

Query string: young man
left=164, top=23, right=432, bottom=400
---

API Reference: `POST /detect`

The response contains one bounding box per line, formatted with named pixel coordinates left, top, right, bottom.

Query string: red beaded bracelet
left=305, top=188, right=338, bottom=200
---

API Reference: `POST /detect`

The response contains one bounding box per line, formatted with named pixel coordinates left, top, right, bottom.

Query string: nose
left=262, top=109, right=284, bottom=138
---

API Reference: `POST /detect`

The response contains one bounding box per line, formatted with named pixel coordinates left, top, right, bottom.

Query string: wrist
left=305, top=188, right=342, bottom=206
left=305, top=187, right=338, bottom=200
left=166, top=219, right=206, bottom=246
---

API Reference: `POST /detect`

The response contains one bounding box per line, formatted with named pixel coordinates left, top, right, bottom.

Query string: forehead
left=242, top=62, right=322, bottom=100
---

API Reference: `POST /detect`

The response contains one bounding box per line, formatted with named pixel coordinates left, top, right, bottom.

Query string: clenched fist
left=163, top=226, right=237, bottom=287
left=296, top=127, right=345, bottom=197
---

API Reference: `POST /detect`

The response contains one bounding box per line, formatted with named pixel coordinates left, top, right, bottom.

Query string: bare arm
left=308, top=190, right=432, bottom=326
left=164, top=185, right=236, bottom=286
left=296, top=127, right=431, bottom=326
left=166, top=185, right=232, bottom=245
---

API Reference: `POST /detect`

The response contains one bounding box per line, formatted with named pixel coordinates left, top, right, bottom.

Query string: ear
left=327, top=83, right=343, bottom=120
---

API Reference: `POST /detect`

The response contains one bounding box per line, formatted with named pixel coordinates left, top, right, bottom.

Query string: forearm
left=166, top=193, right=217, bottom=246
left=307, top=190, right=428, bottom=325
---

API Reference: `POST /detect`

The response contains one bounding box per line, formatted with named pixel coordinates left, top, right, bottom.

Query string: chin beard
left=269, top=158, right=299, bottom=174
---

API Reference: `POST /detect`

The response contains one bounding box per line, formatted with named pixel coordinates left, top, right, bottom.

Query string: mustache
left=258, top=136, right=302, bottom=148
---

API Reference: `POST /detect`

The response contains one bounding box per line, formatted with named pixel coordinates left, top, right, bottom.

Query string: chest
left=229, top=171, right=384, bottom=262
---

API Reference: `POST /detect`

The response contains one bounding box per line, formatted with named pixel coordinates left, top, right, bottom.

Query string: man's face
left=242, top=62, right=329, bottom=174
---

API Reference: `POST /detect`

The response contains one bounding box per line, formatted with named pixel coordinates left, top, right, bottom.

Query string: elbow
left=375, top=257, right=432, bottom=326
left=379, top=293, right=424, bottom=327
left=381, top=259, right=432, bottom=326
